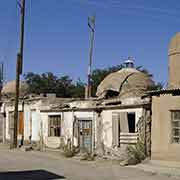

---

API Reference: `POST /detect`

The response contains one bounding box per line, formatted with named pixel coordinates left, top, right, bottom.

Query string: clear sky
left=0, top=0, right=180, bottom=85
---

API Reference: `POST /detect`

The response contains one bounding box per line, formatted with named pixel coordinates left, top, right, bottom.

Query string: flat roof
left=40, top=102, right=150, bottom=113
left=143, top=88, right=180, bottom=97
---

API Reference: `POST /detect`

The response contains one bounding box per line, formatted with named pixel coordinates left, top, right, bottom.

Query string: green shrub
left=126, top=142, right=146, bottom=165
left=62, top=145, right=75, bottom=158
left=81, top=152, right=95, bottom=161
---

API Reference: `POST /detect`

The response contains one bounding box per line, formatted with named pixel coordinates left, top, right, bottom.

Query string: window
left=48, top=115, right=61, bottom=137
left=171, top=111, right=180, bottom=143
left=112, top=112, right=136, bottom=147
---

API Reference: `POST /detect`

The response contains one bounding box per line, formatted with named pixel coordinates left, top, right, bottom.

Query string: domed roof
left=2, top=80, right=28, bottom=96
left=169, top=32, right=180, bottom=56
left=96, top=67, right=154, bottom=99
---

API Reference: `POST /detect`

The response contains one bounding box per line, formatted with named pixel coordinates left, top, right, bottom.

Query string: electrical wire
left=68, top=0, right=180, bottom=22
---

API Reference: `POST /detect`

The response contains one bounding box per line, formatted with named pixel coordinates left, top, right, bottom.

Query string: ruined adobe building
left=1, top=33, right=180, bottom=164
left=0, top=60, right=154, bottom=157
left=0, top=82, right=74, bottom=148
left=0, top=80, right=28, bottom=143
left=150, top=32, right=180, bottom=162
left=94, top=60, right=153, bottom=156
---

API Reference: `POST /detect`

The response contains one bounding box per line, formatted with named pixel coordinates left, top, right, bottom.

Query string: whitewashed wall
left=3, top=98, right=144, bottom=151
left=4, top=100, right=41, bottom=142
left=41, top=112, right=62, bottom=148
left=24, top=101, right=42, bottom=141
left=4, top=104, right=23, bottom=140
left=31, top=110, right=41, bottom=141
left=41, top=111, right=94, bottom=149
left=101, top=108, right=143, bottom=148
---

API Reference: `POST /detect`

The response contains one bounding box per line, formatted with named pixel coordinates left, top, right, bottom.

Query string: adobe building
left=1, top=60, right=154, bottom=157
left=150, top=32, right=180, bottom=163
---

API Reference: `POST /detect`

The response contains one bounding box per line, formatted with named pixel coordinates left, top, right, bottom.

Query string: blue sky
left=0, top=0, right=180, bottom=85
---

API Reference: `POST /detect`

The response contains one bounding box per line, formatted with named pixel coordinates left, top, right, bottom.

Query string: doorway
left=127, top=112, right=136, bottom=133
left=78, top=119, right=92, bottom=153
left=18, top=112, right=24, bottom=136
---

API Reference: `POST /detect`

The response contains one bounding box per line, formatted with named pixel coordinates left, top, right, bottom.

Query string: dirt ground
left=0, top=146, right=179, bottom=180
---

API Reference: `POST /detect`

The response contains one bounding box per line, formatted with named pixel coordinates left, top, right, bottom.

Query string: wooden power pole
left=86, top=15, right=95, bottom=99
left=0, top=63, right=4, bottom=97
left=11, top=0, right=26, bottom=148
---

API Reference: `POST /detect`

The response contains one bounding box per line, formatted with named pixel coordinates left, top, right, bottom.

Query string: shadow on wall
left=0, top=170, right=65, bottom=180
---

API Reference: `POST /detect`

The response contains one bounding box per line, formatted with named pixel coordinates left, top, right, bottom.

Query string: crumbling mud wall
left=137, top=108, right=151, bottom=157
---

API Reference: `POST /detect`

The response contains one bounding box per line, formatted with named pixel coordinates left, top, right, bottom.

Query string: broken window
left=48, top=115, right=61, bottom=137
left=171, top=110, right=180, bottom=143
left=112, top=112, right=136, bottom=147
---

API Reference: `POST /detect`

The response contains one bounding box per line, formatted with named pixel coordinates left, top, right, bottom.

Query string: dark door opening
left=127, top=113, right=136, bottom=133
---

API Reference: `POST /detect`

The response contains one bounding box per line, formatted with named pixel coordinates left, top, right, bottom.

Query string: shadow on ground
left=0, top=169, right=65, bottom=180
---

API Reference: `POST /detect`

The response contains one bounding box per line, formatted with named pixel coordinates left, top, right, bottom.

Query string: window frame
left=48, top=115, right=61, bottom=137
left=170, top=110, right=180, bottom=144
left=112, top=111, right=137, bottom=148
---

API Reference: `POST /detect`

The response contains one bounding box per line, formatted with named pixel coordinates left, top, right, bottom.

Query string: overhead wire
left=69, top=0, right=180, bottom=22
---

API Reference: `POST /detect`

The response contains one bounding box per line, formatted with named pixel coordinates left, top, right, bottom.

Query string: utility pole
left=0, top=63, right=4, bottom=144
left=0, top=63, right=4, bottom=97
left=86, top=15, right=95, bottom=99
left=19, top=0, right=25, bottom=74
left=11, top=0, right=26, bottom=148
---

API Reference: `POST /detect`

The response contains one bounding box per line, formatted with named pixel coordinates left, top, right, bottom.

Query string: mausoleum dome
left=2, top=80, right=28, bottom=96
left=96, top=66, right=154, bottom=99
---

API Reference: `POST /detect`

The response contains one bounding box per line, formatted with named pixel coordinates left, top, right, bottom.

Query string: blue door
left=79, top=120, right=92, bottom=153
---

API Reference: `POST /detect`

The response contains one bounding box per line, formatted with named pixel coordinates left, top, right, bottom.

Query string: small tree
left=126, top=141, right=146, bottom=165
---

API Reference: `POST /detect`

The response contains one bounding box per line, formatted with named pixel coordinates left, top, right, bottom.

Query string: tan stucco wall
left=169, top=54, right=180, bottom=88
left=152, top=95, right=180, bottom=161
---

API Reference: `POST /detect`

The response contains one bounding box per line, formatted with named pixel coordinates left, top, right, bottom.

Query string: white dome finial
left=124, top=56, right=134, bottom=68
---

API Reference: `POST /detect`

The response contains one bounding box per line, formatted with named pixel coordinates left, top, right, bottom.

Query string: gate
left=79, top=119, right=92, bottom=153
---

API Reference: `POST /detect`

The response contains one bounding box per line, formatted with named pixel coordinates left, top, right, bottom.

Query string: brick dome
left=96, top=67, right=154, bottom=99
left=2, top=80, right=28, bottom=96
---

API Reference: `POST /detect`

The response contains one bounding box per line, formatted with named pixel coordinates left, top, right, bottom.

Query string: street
left=0, top=146, right=178, bottom=180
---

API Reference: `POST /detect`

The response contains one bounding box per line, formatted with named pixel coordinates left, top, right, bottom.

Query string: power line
left=69, top=0, right=180, bottom=21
